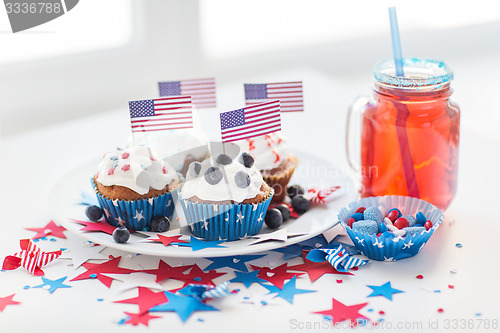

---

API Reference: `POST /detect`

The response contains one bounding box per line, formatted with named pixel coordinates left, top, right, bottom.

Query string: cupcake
left=92, top=146, right=180, bottom=231
left=130, top=129, right=209, bottom=176
left=180, top=148, right=274, bottom=241
left=236, top=132, right=298, bottom=202
left=338, top=196, right=444, bottom=261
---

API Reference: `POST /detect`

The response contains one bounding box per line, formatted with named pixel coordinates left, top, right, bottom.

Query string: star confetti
left=204, top=255, right=264, bottom=272
left=306, top=245, right=368, bottom=273
left=230, top=270, right=267, bottom=288
left=366, top=281, right=404, bottom=301
left=102, top=272, right=163, bottom=292
left=297, top=234, right=329, bottom=249
left=70, top=256, right=135, bottom=288
left=124, top=311, right=162, bottom=327
left=0, top=294, right=21, bottom=312
left=147, top=234, right=189, bottom=247
left=33, top=276, right=71, bottom=294
left=115, top=287, right=168, bottom=314
left=178, top=281, right=234, bottom=300
left=250, top=263, right=304, bottom=289
left=142, top=260, right=194, bottom=283
left=59, top=241, right=108, bottom=269
left=241, top=292, right=279, bottom=309
left=174, top=237, right=227, bottom=251
left=2, top=239, right=62, bottom=276
left=181, top=264, right=227, bottom=287
left=25, top=220, right=67, bottom=240
left=262, top=276, right=315, bottom=304
left=150, top=291, right=219, bottom=322
left=72, top=219, right=117, bottom=235
left=313, top=298, right=369, bottom=325
left=288, top=251, right=353, bottom=282
left=248, top=228, right=289, bottom=245
left=272, top=244, right=306, bottom=260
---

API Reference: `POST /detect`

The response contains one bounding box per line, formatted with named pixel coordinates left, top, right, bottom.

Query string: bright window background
left=200, top=0, right=500, bottom=59
left=0, top=0, right=134, bottom=65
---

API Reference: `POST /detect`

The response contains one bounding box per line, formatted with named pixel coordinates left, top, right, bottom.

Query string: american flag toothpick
left=159, top=77, right=216, bottom=108
left=244, top=81, right=304, bottom=112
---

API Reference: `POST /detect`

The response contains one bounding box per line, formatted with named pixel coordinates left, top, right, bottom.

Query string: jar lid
left=373, top=58, right=454, bottom=87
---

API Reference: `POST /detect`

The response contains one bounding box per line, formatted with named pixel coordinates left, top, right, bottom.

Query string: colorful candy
left=394, top=217, right=409, bottom=229
left=350, top=213, right=364, bottom=221
left=386, top=210, right=399, bottom=223
left=424, top=220, right=433, bottom=231
left=355, top=207, right=366, bottom=214
left=416, top=212, right=426, bottom=225
left=363, top=206, right=384, bottom=224
left=352, top=220, right=378, bottom=234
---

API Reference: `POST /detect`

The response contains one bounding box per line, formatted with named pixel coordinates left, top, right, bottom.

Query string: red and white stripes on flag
left=129, top=96, right=193, bottom=133
left=244, top=81, right=304, bottom=112
left=220, top=100, right=281, bottom=143
left=2, top=239, right=62, bottom=276
left=158, top=77, right=216, bottom=108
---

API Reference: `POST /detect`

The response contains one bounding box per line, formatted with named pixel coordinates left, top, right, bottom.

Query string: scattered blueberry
left=265, top=208, right=283, bottom=229
left=275, top=204, right=291, bottom=222
left=239, top=152, right=255, bottom=168
left=204, top=166, right=223, bottom=185
left=216, top=154, right=232, bottom=165
left=188, top=161, right=202, bottom=178
left=234, top=171, right=251, bottom=188
left=291, top=195, right=309, bottom=214
left=112, top=226, right=130, bottom=244
left=351, top=213, right=364, bottom=221
left=85, top=205, right=103, bottom=221
left=287, top=185, right=305, bottom=200
left=416, top=212, right=426, bottom=225
left=150, top=216, right=170, bottom=233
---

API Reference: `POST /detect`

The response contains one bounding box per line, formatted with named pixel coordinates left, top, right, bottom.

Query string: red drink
left=350, top=59, right=460, bottom=210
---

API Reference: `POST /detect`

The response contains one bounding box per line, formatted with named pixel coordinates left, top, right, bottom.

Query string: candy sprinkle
left=455, top=243, right=463, bottom=248
left=437, top=308, right=444, bottom=313
left=416, top=275, right=424, bottom=279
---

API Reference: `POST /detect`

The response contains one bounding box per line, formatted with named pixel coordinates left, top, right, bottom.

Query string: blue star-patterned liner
left=173, top=237, right=227, bottom=251
left=33, top=276, right=71, bottom=294
left=204, top=255, right=264, bottom=272
left=367, top=281, right=404, bottom=301
left=150, top=291, right=218, bottom=322
left=262, top=276, right=315, bottom=304
left=230, top=270, right=267, bottom=288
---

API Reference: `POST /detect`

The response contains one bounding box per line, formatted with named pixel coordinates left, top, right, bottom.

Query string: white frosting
left=95, top=146, right=179, bottom=195
left=129, top=129, right=209, bottom=172
left=235, top=132, right=289, bottom=171
left=181, top=154, right=265, bottom=203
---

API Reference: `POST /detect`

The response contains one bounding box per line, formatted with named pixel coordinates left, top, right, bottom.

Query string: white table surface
left=1, top=68, right=499, bottom=333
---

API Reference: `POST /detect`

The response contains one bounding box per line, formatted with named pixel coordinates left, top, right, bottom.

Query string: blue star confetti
left=297, top=234, right=329, bottom=249
left=33, top=276, right=71, bottom=294
left=230, top=270, right=267, bottom=288
left=150, top=291, right=218, bottom=322
left=204, top=255, right=264, bottom=272
left=174, top=237, right=227, bottom=251
left=271, top=244, right=305, bottom=260
left=262, top=276, right=315, bottom=304
left=367, top=281, right=404, bottom=301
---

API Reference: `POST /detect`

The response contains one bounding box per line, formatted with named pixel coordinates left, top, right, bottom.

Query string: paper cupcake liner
left=338, top=196, right=444, bottom=261
left=180, top=189, right=274, bottom=241
left=91, top=179, right=177, bottom=231
left=263, top=154, right=299, bottom=203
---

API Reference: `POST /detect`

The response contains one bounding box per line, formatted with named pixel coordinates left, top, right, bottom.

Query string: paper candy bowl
left=338, top=196, right=444, bottom=261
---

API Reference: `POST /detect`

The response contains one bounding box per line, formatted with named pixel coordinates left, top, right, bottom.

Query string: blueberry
left=265, top=208, right=283, bottom=229
left=188, top=161, right=202, bottom=178
left=204, top=166, right=223, bottom=185
left=234, top=171, right=250, bottom=188
left=275, top=204, right=291, bottom=222
left=215, top=154, right=232, bottom=165
left=150, top=216, right=170, bottom=233
left=112, top=226, right=130, bottom=243
left=85, top=205, right=103, bottom=222
left=287, top=185, right=305, bottom=200
left=291, top=195, right=309, bottom=214
left=239, top=152, right=255, bottom=168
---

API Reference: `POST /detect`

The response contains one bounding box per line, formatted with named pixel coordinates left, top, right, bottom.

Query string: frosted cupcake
left=180, top=150, right=274, bottom=241
left=236, top=132, right=299, bottom=202
left=130, top=129, right=209, bottom=176
left=92, top=146, right=180, bottom=231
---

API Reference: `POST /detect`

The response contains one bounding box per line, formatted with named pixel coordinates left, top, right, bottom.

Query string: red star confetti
left=0, top=294, right=20, bottom=312
left=313, top=298, right=369, bottom=325
left=25, top=220, right=66, bottom=239
left=148, top=234, right=188, bottom=247
left=72, top=218, right=116, bottom=235
left=142, top=260, right=193, bottom=283
left=250, top=263, right=304, bottom=289
left=288, top=251, right=353, bottom=282
left=181, top=264, right=227, bottom=287
left=70, top=256, right=135, bottom=288
left=115, top=287, right=168, bottom=314
left=124, top=311, right=162, bottom=327
left=2, top=239, right=62, bottom=276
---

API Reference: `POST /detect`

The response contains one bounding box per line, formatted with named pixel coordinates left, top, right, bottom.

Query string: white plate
left=49, top=151, right=356, bottom=258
